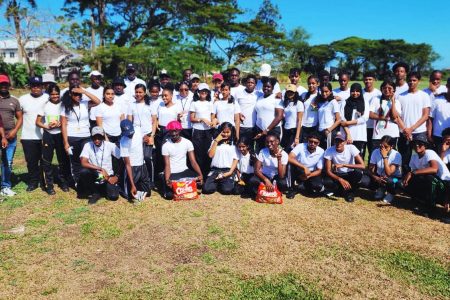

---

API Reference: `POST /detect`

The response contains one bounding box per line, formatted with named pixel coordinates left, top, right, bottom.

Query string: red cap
left=212, top=73, right=223, bottom=81
left=166, top=120, right=182, bottom=131
left=0, top=75, right=10, bottom=84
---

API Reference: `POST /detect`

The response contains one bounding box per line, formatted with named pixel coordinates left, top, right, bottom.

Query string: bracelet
left=383, top=156, right=388, bottom=159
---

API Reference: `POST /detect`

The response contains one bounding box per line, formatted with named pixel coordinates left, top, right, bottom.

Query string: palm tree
left=0, top=0, right=37, bottom=75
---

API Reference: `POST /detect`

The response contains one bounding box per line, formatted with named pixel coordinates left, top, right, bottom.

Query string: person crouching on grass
left=78, top=126, right=120, bottom=205
left=120, top=119, right=151, bottom=203
left=203, top=122, right=238, bottom=195
left=161, top=121, right=203, bottom=200
left=323, top=132, right=366, bottom=202
left=249, top=133, right=288, bottom=197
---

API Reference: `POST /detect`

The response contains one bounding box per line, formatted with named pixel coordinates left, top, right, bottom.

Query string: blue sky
left=7, top=0, right=450, bottom=69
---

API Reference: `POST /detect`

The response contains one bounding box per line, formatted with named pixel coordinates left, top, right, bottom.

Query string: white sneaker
left=383, top=193, right=394, bottom=204
left=1, top=187, right=16, bottom=196
left=374, top=188, right=385, bottom=200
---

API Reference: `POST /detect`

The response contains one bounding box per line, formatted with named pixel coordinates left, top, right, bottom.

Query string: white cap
left=42, top=73, right=55, bottom=83
left=89, top=70, right=103, bottom=77
left=259, top=63, right=271, bottom=77
left=197, top=83, right=210, bottom=91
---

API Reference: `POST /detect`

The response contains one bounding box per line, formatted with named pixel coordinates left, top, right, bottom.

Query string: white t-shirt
left=409, top=149, right=450, bottom=180
left=213, top=100, right=241, bottom=126
left=86, top=86, right=104, bottom=121
left=256, top=80, right=281, bottom=95
left=120, top=126, right=144, bottom=167
left=430, top=96, right=450, bottom=137
left=324, top=144, right=360, bottom=174
left=19, top=93, right=47, bottom=140
left=290, top=143, right=324, bottom=171
left=155, top=102, right=182, bottom=127
left=257, top=147, right=288, bottom=179
left=281, top=85, right=308, bottom=99
left=301, top=92, right=319, bottom=127
left=283, top=100, right=304, bottom=129
left=397, top=90, right=431, bottom=134
left=371, top=98, right=402, bottom=139
left=38, top=101, right=62, bottom=134
left=80, top=141, right=120, bottom=175
left=128, top=102, right=155, bottom=136
left=113, top=93, right=133, bottom=115
left=237, top=151, right=254, bottom=174
left=176, top=93, right=194, bottom=129
left=363, top=88, right=382, bottom=128
left=95, top=102, right=123, bottom=136
left=235, top=89, right=261, bottom=128
left=161, top=137, right=194, bottom=174
left=60, top=100, right=91, bottom=138
left=333, top=87, right=350, bottom=103
left=189, top=100, right=214, bottom=130
left=442, top=149, right=450, bottom=165
left=255, top=94, right=284, bottom=130
left=394, top=82, right=409, bottom=97
left=209, top=141, right=238, bottom=168
left=370, top=148, right=402, bottom=177
left=340, top=98, right=370, bottom=142
left=318, top=99, right=340, bottom=131
left=423, top=85, right=447, bottom=101
left=124, top=77, right=146, bottom=99
left=230, top=85, right=245, bottom=99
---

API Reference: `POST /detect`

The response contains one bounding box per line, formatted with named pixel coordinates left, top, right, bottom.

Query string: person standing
left=362, top=71, right=382, bottom=159
left=333, top=72, right=350, bottom=104
left=392, top=62, right=409, bottom=97
left=227, top=68, right=245, bottom=99
left=86, top=70, right=104, bottom=128
left=0, top=74, right=22, bottom=196
left=423, top=70, right=447, bottom=101
left=255, top=64, right=281, bottom=95
left=124, top=63, right=146, bottom=99
left=175, top=81, right=194, bottom=140
left=19, top=76, right=48, bottom=191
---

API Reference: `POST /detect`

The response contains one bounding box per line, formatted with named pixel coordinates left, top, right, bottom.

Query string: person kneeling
left=250, top=134, right=288, bottom=197
left=323, top=132, right=366, bottom=202
left=78, top=126, right=120, bottom=204
left=203, top=122, right=238, bottom=195
left=368, top=135, right=402, bottom=204
left=120, top=119, right=151, bottom=203
left=161, top=121, right=203, bottom=200
left=287, top=132, right=325, bottom=198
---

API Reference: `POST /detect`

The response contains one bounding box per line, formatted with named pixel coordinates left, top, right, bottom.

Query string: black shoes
left=344, top=193, right=355, bottom=203
left=26, top=184, right=38, bottom=192
left=60, top=185, right=70, bottom=192
left=88, top=193, right=101, bottom=205
left=46, top=187, right=56, bottom=195
left=286, top=189, right=296, bottom=199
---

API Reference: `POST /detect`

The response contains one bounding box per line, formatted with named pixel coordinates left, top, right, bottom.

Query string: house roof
left=0, top=39, right=49, bottom=50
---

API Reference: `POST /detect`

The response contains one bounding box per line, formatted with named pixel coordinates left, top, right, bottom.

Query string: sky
left=6, top=0, right=450, bottom=69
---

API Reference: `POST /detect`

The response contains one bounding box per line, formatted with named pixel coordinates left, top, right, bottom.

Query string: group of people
left=0, top=62, right=449, bottom=216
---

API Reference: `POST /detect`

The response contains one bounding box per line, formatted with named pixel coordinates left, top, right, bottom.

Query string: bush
left=0, top=61, right=46, bottom=88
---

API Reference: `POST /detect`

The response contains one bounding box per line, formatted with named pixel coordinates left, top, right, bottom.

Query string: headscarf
left=344, top=83, right=365, bottom=121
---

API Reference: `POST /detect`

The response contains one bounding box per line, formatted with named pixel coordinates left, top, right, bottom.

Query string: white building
left=0, top=39, right=43, bottom=64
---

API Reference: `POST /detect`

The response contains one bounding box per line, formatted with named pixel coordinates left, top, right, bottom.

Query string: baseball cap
left=89, top=70, right=103, bottom=77
left=285, top=84, right=297, bottom=93
left=259, top=63, right=271, bottom=77
left=166, top=120, right=182, bottom=131
left=334, top=132, right=346, bottom=141
left=126, top=63, right=136, bottom=70
left=112, top=76, right=126, bottom=86
left=0, top=74, right=10, bottom=84
left=120, top=119, right=135, bottom=137
left=29, top=76, right=43, bottom=85
left=42, top=73, right=56, bottom=83
left=190, top=73, right=200, bottom=81
left=198, top=83, right=210, bottom=91
left=212, top=73, right=223, bottom=81
left=413, top=135, right=429, bottom=146
left=159, top=69, right=170, bottom=78
left=91, top=126, right=105, bottom=137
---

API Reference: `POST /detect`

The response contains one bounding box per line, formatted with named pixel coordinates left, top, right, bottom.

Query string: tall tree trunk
left=13, top=9, right=33, bottom=75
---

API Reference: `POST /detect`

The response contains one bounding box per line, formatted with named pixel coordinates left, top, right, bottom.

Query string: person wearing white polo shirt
left=255, top=63, right=281, bottom=95
left=287, top=132, right=325, bottom=198
left=79, top=126, right=121, bottom=204
left=19, top=76, right=48, bottom=191
left=124, top=63, right=146, bottom=99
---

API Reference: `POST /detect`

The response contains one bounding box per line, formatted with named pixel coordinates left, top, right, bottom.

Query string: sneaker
left=383, top=193, right=394, bottom=204
left=88, top=193, right=101, bottom=205
left=26, top=184, right=39, bottom=192
left=374, top=187, right=386, bottom=200
left=1, top=187, right=16, bottom=196
left=286, top=189, right=296, bottom=199
left=46, top=187, right=56, bottom=195
left=344, top=193, right=355, bottom=203
left=60, top=185, right=70, bottom=192
left=324, top=191, right=334, bottom=197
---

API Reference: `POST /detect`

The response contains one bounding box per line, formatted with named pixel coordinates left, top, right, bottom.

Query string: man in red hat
left=0, top=74, right=22, bottom=197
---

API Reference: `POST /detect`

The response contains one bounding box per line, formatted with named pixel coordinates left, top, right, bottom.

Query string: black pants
left=319, top=129, right=337, bottom=150
left=77, top=168, right=119, bottom=200
left=431, top=135, right=443, bottom=153
left=192, top=129, right=213, bottom=179
left=41, top=131, right=70, bottom=188
left=255, top=126, right=281, bottom=153
left=123, top=164, right=152, bottom=200
left=398, top=132, right=427, bottom=173
left=300, top=126, right=318, bottom=143
left=21, top=139, right=43, bottom=187
left=281, top=127, right=297, bottom=153
left=142, top=143, right=156, bottom=188
left=180, top=128, right=192, bottom=141
left=249, top=174, right=288, bottom=195
left=233, top=173, right=253, bottom=195
left=240, top=127, right=256, bottom=150
left=162, top=168, right=198, bottom=200
left=203, top=167, right=235, bottom=195
left=366, top=128, right=374, bottom=162
left=67, top=136, right=90, bottom=184
left=154, top=126, right=169, bottom=175
left=352, top=141, right=366, bottom=161
left=291, top=165, right=324, bottom=194
left=323, top=170, right=364, bottom=197
left=106, top=134, right=121, bottom=147
left=368, top=176, right=402, bottom=195
left=404, top=174, right=446, bottom=207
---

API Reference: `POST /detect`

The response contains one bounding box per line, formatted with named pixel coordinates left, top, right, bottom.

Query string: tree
left=303, top=45, right=335, bottom=75
left=279, top=27, right=310, bottom=72
left=0, top=0, right=37, bottom=75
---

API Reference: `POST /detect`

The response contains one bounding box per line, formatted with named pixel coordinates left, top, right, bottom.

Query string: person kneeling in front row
left=249, top=133, right=288, bottom=197
left=161, top=121, right=203, bottom=200
left=287, top=132, right=325, bottom=198
left=323, top=132, right=367, bottom=202
left=78, top=126, right=120, bottom=204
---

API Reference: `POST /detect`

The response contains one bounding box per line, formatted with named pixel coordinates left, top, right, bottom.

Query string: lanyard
left=71, top=105, right=82, bottom=127
left=180, top=96, right=189, bottom=112
left=92, top=142, right=105, bottom=168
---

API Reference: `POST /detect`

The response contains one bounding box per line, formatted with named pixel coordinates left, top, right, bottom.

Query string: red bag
left=255, top=183, right=283, bottom=204
left=172, top=178, right=199, bottom=201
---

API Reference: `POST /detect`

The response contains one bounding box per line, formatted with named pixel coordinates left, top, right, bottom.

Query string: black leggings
left=323, top=170, right=364, bottom=197
left=192, top=129, right=213, bottom=179
left=77, top=168, right=119, bottom=200
left=67, top=136, right=90, bottom=184
left=41, top=131, right=70, bottom=188
left=203, top=167, right=235, bottom=195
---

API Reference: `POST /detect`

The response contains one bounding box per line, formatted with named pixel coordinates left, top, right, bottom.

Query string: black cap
left=412, top=135, right=429, bottom=145
left=126, top=63, right=136, bottom=70
left=112, top=76, right=126, bottom=86
left=29, top=76, right=43, bottom=85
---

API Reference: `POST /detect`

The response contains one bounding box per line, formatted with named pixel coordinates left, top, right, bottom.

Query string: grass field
left=1, top=81, right=448, bottom=299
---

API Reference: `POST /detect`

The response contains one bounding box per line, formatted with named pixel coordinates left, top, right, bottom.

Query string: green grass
left=378, top=251, right=450, bottom=298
